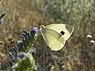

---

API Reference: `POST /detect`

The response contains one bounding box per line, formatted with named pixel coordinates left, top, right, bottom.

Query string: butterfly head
left=39, top=25, right=46, bottom=33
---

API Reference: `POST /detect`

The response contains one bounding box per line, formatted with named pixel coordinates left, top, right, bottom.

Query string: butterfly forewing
left=46, top=24, right=74, bottom=40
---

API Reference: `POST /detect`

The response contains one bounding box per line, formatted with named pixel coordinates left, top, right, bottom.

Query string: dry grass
left=0, top=0, right=95, bottom=71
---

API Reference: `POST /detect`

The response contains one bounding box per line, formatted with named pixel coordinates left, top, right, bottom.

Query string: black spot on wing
left=60, top=31, right=65, bottom=35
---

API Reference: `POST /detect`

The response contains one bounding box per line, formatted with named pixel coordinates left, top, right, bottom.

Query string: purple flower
left=17, top=53, right=25, bottom=58
left=11, top=47, right=17, bottom=52
left=8, top=52, right=12, bottom=56
left=23, top=31, right=29, bottom=36
left=31, top=27, right=38, bottom=33
left=8, top=52, right=15, bottom=61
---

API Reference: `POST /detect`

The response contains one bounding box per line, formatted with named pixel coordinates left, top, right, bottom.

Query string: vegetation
left=0, top=0, right=95, bottom=71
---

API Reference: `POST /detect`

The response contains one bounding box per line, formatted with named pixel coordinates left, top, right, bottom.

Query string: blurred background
left=0, top=0, right=95, bottom=71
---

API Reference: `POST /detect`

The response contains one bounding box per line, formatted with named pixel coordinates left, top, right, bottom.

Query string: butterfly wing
left=41, top=28, right=65, bottom=51
left=40, top=24, right=74, bottom=51
left=46, top=24, right=74, bottom=41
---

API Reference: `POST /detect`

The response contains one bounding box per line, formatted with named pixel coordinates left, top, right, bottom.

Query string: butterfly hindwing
left=41, top=28, right=65, bottom=51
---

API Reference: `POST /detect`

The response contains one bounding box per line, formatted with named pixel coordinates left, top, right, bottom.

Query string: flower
left=31, top=27, right=38, bottom=33
left=11, top=47, right=17, bottom=52
left=16, top=41, right=23, bottom=47
left=8, top=51, right=15, bottom=61
left=23, top=31, right=29, bottom=36
left=16, top=41, right=24, bottom=51
left=17, top=53, right=25, bottom=58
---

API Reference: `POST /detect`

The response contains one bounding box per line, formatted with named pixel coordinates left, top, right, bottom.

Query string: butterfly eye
left=60, top=31, right=65, bottom=35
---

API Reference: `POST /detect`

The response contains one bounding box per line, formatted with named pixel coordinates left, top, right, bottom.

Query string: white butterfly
left=40, top=24, right=74, bottom=51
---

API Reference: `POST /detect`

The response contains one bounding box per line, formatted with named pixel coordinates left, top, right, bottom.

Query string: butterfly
left=39, top=24, right=74, bottom=51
